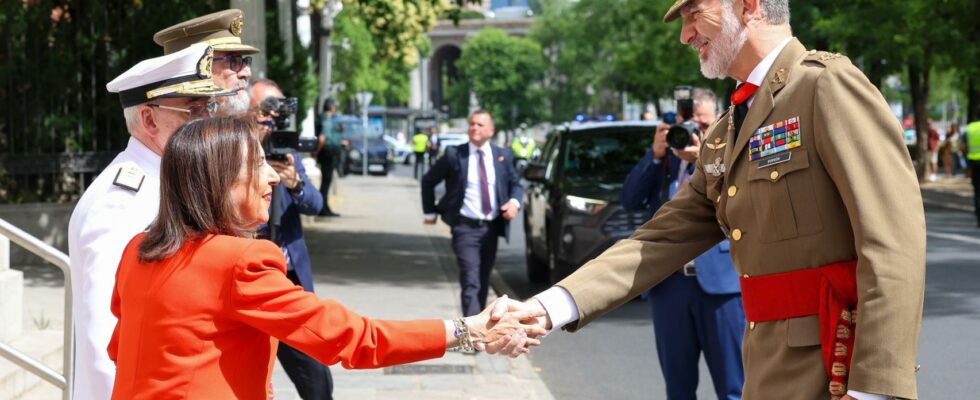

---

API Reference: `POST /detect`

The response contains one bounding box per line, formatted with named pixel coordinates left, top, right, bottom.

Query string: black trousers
left=414, top=151, right=427, bottom=179
left=318, top=146, right=340, bottom=214
left=970, top=160, right=980, bottom=225
left=451, top=221, right=500, bottom=316
left=278, top=270, right=333, bottom=400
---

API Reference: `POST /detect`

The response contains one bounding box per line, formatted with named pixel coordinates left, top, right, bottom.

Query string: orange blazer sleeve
left=228, top=240, right=446, bottom=369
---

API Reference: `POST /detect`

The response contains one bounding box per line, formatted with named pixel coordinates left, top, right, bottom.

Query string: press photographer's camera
left=259, top=96, right=316, bottom=161
left=666, top=85, right=700, bottom=150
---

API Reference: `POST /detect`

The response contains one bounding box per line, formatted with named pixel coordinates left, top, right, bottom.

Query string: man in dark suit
left=251, top=80, right=333, bottom=400
left=621, top=88, right=744, bottom=400
left=421, top=110, right=524, bottom=316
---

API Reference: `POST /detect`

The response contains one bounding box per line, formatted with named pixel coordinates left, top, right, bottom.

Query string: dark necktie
left=476, top=149, right=492, bottom=216
left=731, top=82, right=759, bottom=138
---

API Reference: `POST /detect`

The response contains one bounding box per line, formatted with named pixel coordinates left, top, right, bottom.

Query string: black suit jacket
left=421, top=143, right=524, bottom=240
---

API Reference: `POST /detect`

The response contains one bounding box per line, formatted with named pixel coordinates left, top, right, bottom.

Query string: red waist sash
left=740, top=260, right=858, bottom=399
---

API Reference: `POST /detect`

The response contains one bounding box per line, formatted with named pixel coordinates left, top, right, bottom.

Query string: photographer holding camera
left=621, top=87, right=745, bottom=400
left=249, top=79, right=334, bottom=400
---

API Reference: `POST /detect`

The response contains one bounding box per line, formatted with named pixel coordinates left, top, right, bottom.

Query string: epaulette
left=112, top=162, right=146, bottom=193
left=803, top=50, right=848, bottom=66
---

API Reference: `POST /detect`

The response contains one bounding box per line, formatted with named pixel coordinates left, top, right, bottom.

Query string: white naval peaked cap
left=106, top=43, right=234, bottom=108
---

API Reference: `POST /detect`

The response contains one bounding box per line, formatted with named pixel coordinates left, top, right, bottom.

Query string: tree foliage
left=0, top=0, right=227, bottom=202
left=795, top=0, right=978, bottom=180
left=531, top=0, right=730, bottom=122
left=265, top=1, right=319, bottom=124
left=455, top=28, right=546, bottom=132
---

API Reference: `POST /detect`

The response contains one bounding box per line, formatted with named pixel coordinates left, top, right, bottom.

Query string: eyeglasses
left=213, top=55, right=253, bottom=73
left=147, top=98, right=218, bottom=118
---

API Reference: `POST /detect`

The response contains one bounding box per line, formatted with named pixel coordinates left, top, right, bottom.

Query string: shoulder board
left=112, top=163, right=146, bottom=193
left=803, top=50, right=849, bottom=66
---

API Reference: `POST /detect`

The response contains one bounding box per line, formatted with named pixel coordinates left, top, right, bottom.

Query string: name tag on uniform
left=112, top=165, right=145, bottom=192
left=757, top=152, right=792, bottom=168
left=749, top=116, right=801, bottom=161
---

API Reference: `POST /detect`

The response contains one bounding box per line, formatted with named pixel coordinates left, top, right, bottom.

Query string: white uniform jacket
left=68, top=137, right=160, bottom=400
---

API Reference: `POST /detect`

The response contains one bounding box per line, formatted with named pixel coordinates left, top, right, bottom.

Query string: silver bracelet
left=450, top=318, right=474, bottom=352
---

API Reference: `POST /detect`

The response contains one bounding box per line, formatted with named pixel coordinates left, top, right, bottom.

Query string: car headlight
left=564, top=195, right=607, bottom=215
left=349, top=149, right=362, bottom=161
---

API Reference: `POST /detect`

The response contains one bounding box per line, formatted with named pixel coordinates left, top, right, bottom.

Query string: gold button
left=731, top=229, right=742, bottom=241
left=727, top=185, right=737, bottom=197
left=770, top=170, right=779, bottom=180
left=749, top=321, right=756, bottom=330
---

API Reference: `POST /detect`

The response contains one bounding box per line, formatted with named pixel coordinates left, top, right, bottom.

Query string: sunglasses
left=213, top=55, right=253, bottom=73
left=147, top=98, right=219, bottom=118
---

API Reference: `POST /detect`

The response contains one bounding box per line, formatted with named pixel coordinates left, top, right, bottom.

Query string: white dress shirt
left=534, top=36, right=889, bottom=400
left=460, top=142, right=500, bottom=221
left=68, top=137, right=161, bottom=400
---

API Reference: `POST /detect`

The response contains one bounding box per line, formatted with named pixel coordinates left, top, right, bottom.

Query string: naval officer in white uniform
left=67, top=43, right=233, bottom=400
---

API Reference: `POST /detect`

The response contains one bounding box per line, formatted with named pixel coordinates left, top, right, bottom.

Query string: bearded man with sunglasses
left=68, top=44, right=231, bottom=400
left=154, top=9, right=258, bottom=116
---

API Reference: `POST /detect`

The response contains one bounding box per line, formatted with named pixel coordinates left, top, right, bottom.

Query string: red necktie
left=731, top=82, right=759, bottom=105
left=476, top=149, right=492, bottom=216
left=731, top=83, right=759, bottom=137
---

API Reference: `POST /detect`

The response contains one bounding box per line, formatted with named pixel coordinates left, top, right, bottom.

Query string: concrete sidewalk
left=271, top=175, right=554, bottom=400
left=920, top=175, right=974, bottom=213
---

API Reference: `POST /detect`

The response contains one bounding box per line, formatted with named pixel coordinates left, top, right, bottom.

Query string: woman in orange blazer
left=108, top=117, right=545, bottom=399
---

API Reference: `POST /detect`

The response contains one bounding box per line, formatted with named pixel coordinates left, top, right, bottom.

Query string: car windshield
left=561, top=128, right=653, bottom=191
left=333, top=118, right=383, bottom=140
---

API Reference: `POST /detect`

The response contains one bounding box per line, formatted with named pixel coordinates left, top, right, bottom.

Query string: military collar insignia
left=749, top=116, right=801, bottom=161
left=231, top=14, right=244, bottom=37
left=771, top=68, right=787, bottom=86
left=112, top=165, right=145, bottom=192
left=197, top=46, right=214, bottom=79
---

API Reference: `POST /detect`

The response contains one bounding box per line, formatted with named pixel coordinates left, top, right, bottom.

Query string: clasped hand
left=461, top=296, right=549, bottom=357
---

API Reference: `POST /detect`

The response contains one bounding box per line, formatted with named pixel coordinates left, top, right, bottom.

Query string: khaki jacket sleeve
left=556, top=164, right=724, bottom=331
left=812, top=62, right=926, bottom=398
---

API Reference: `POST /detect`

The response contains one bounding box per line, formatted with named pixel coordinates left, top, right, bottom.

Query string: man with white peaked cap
left=68, top=43, right=233, bottom=400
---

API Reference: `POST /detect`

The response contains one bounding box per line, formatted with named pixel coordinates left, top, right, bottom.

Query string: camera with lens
left=666, top=85, right=700, bottom=150
left=259, top=96, right=317, bottom=161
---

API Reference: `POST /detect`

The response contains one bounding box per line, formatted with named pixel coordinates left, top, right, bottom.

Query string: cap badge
left=231, top=14, right=244, bottom=37
left=197, top=46, right=214, bottom=79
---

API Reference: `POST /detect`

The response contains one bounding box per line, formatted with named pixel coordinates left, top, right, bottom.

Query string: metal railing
left=0, top=218, right=73, bottom=400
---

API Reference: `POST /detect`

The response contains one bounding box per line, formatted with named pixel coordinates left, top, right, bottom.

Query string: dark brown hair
left=138, top=117, right=261, bottom=263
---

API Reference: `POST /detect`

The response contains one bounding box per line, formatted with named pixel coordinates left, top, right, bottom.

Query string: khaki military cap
left=107, top=44, right=234, bottom=107
left=663, top=0, right=694, bottom=23
left=154, top=9, right=259, bottom=55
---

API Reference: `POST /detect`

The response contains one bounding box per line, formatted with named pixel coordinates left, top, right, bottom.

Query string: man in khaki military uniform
left=489, top=1, right=925, bottom=399
left=154, top=9, right=257, bottom=115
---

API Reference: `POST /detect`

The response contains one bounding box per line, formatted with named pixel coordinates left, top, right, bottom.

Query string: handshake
left=452, top=295, right=554, bottom=358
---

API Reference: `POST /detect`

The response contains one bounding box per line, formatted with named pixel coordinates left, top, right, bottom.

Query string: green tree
left=455, top=28, right=546, bottom=132
left=265, top=0, right=319, bottom=124
left=531, top=0, right=728, bottom=123
left=812, top=0, right=977, bottom=181
left=0, top=0, right=228, bottom=203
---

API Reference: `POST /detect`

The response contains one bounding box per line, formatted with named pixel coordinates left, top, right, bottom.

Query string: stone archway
left=428, top=44, right=462, bottom=117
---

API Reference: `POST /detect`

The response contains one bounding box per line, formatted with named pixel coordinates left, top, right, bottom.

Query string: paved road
left=389, top=162, right=980, bottom=399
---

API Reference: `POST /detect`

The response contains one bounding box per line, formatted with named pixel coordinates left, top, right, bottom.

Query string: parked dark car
left=523, top=121, right=657, bottom=283
left=332, top=115, right=393, bottom=175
